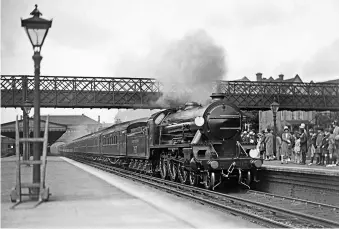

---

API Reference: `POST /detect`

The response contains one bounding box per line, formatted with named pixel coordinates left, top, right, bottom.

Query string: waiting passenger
left=315, top=128, right=324, bottom=165
left=281, top=126, right=292, bottom=164
left=249, top=131, right=257, bottom=145
left=294, top=133, right=301, bottom=164
left=308, top=128, right=317, bottom=166
left=299, top=123, right=307, bottom=165
left=327, top=128, right=336, bottom=167
left=276, top=134, right=282, bottom=161
left=321, top=129, right=330, bottom=166
left=333, top=121, right=339, bottom=166
left=264, top=129, right=274, bottom=161
left=257, top=133, right=265, bottom=159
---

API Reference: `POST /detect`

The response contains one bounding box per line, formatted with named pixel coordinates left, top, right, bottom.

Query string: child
left=294, top=133, right=301, bottom=164
left=321, top=129, right=330, bottom=166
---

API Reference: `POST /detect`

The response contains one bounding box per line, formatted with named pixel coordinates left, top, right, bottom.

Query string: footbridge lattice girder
left=1, top=75, right=339, bottom=111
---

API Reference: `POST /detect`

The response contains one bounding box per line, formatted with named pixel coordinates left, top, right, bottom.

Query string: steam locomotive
left=59, top=93, right=262, bottom=190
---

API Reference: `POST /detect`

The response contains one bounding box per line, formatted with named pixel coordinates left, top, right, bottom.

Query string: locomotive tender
left=59, top=93, right=262, bottom=190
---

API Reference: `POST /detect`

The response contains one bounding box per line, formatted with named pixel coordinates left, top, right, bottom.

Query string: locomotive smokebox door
left=204, top=103, right=241, bottom=140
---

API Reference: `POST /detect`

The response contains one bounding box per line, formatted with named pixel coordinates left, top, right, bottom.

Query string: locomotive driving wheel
left=178, top=163, right=188, bottom=184
left=203, top=172, right=216, bottom=190
left=169, top=161, right=178, bottom=181
left=245, top=170, right=252, bottom=186
left=189, top=171, right=198, bottom=186
left=160, top=158, right=168, bottom=179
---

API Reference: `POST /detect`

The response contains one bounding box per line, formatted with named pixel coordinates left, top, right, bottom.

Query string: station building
left=1, top=114, right=104, bottom=156
left=237, top=73, right=339, bottom=132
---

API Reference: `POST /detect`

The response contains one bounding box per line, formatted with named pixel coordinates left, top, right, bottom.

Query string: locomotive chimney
left=210, top=93, right=225, bottom=101
left=184, top=102, right=200, bottom=110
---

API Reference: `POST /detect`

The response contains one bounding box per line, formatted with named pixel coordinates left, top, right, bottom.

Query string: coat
left=299, top=130, right=307, bottom=152
left=276, top=136, right=282, bottom=151
left=264, top=133, right=274, bottom=156
left=281, top=132, right=292, bottom=156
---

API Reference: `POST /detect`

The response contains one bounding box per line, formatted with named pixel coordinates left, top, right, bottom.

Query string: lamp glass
left=23, top=100, right=33, bottom=115
left=270, top=102, right=280, bottom=113
left=25, top=27, right=48, bottom=47
left=24, top=106, right=32, bottom=115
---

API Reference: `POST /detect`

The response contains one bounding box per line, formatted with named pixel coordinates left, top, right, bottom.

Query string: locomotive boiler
left=59, top=93, right=262, bottom=190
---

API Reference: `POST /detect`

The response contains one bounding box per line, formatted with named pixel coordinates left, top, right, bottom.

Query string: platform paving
left=1, top=156, right=260, bottom=228
left=262, top=159, right=339, bottom=176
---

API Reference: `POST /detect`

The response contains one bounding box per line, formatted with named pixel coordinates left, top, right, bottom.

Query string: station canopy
left=1, top=118, right=67, bottom=145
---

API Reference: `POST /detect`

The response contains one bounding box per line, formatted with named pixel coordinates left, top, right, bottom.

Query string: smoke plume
left=115, top=29, right=227, bottom=107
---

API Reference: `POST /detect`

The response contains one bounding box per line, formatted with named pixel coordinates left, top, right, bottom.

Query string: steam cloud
left=115, top=29, right=227, bottom=107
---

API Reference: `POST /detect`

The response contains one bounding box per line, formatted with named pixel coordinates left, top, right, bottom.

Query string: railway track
left=70, top=156, right=339, bottom=228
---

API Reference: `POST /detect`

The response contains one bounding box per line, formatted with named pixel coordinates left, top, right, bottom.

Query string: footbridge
left=1, top=75, right=338, bottom=111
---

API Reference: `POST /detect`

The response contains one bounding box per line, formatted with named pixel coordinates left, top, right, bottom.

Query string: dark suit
left=300, top=129, right=307, bottom=164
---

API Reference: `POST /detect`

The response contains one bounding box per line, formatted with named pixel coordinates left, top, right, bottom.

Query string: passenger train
left=59, top=93, right=263, bottom=190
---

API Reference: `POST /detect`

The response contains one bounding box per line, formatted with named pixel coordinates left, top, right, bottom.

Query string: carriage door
left=119, top=131, right=126, bottom=156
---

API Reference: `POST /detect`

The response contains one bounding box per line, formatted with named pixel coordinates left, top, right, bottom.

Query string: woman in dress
left=264, top=129, right=274, bottom=160
left=281, top=126, right=292, bottom=164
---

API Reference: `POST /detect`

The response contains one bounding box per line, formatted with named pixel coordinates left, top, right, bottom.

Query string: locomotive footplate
left=198, top=158, right=252, bottom=171
left=216, top=158, right=252, bottom=170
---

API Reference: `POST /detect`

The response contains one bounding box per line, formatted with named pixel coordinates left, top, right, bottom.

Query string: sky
left=1, top=0, right=339, bottom=124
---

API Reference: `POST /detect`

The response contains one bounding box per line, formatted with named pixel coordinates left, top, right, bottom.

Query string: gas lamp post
left=270, top=101, right=280, bottom=157
left=21, top=4, right=52, bottom=184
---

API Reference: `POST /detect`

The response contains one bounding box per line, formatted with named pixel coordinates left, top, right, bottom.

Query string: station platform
left=262, top=159, right=339, bottom=176
left=257, top=159, right=339, bottom=205
left=1, top=156, right=260, bottom=228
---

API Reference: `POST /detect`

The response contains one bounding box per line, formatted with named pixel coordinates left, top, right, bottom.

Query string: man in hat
left=299, top=123, right=307, bottom=165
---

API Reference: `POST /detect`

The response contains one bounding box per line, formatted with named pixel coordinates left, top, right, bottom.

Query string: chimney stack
left=98, top=115, right=100, bottom=123
left=210, top=93, right=225, bottom=101
left=278, top=74, right=284, bottom=81
left=256, top=72, right=263, bottom=81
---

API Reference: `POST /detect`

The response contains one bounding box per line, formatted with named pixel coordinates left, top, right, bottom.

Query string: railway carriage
left=59, top=93, right=262, bottom=190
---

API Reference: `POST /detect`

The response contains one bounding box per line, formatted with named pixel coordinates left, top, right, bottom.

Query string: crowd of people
left=241, top=121, right=339, bottom=167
